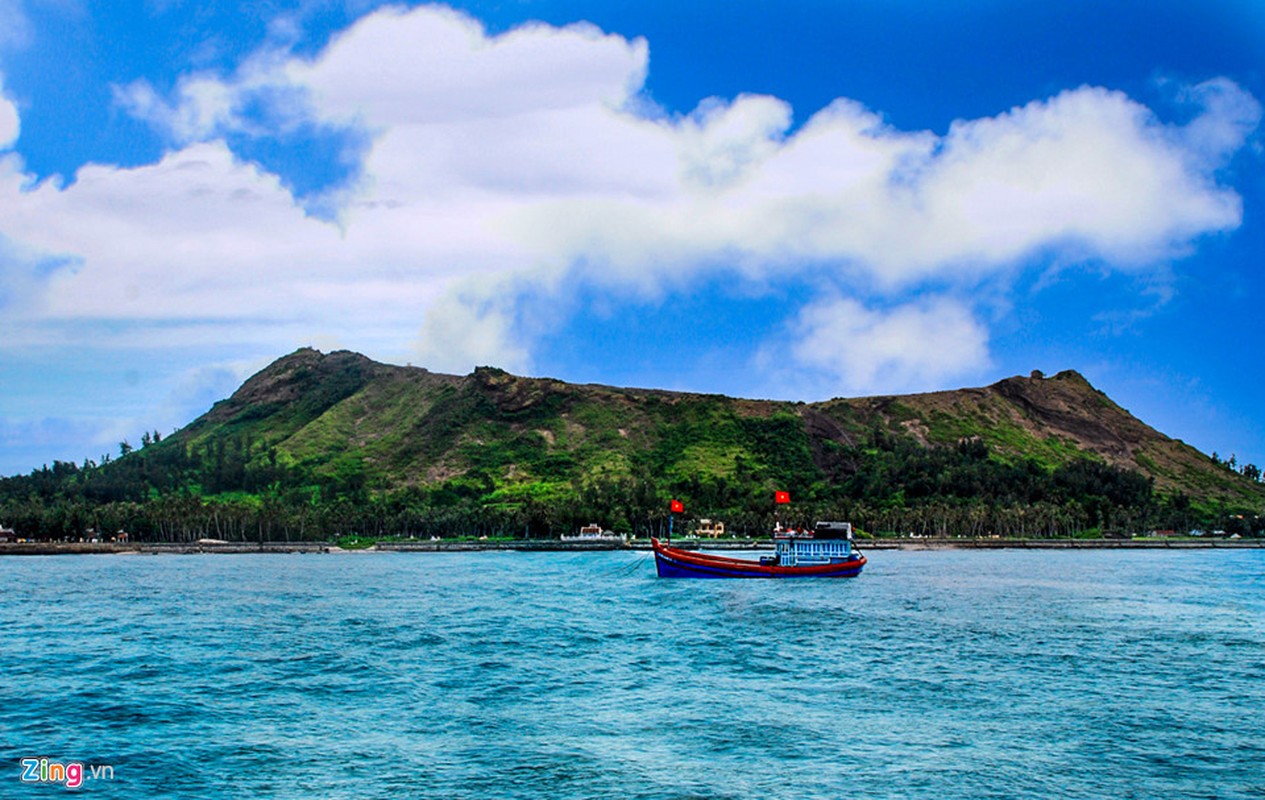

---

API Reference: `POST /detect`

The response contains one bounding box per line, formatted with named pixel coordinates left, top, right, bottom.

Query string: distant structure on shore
left=562, top=523, right=625, bottom=542
left=693, top=519, right=726, bottom=538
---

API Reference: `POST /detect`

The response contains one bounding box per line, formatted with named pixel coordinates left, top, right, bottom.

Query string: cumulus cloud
left=768, top=296, right=991, bottom=396
left=415, top=291, right=532, bottom=374
left=905, top=83, right=1256, bottom=271
left=289, top=6, right=647, bottom=127
left=0, top=4, right=1258, bottom=394
left=0, top=78, right=18, bottom=149
left=511, top=83, right=1253, bottom=290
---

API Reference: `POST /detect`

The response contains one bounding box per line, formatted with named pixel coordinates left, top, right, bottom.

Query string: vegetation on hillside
left=2, top=350, right=1262, bottom=542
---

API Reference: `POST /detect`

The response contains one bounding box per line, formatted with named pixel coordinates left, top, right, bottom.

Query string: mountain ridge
left=4, top=348, right=1261, bottom=541
left=191, top=349, right=1259, bottom=508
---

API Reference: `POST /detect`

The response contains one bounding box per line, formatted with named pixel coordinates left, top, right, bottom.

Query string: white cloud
left=289, top=7, right=647, bottom=127
left=1175, top=77, right=1262, bottom=169
left=113, top=76, right=240, bottom=144
left=770, top=296, right=991, bottom=396
left=905, top=84, right=1255, bottom=272
left=415, top=290, right=532, bottom=374
left=510, top=84, right=1254, bottom=290
left=0, top=78, right=18, bottom=149
left=0, top=0, right=31, bottom=50
left=0, top=4, right=1257, bottom=391
left=677, top=94, right=791, bottom=189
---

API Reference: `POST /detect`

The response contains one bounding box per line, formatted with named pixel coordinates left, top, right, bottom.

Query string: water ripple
left=1, top=549, right=1263, bottom=798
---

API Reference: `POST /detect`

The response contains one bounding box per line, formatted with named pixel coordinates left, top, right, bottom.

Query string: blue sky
left=0, top=0, right=1262, bottom=477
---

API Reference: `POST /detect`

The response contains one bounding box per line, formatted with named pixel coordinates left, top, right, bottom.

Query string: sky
left=0, top=0, right=1262, bottom=477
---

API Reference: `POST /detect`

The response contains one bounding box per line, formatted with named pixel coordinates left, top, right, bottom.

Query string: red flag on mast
left=670, top=499, right=685, bottom=514
left=774, top=491, right=791, bottom=504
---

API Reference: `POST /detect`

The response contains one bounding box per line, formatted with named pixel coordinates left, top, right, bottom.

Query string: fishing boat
left=652, top=521, right=866, bottom=579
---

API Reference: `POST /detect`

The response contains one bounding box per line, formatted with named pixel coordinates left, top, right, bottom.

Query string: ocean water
left=2, top=549, right=1264, bottom=799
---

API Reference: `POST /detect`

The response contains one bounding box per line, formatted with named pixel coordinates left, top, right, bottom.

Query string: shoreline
left=1, top=537, right=1262, bottom=555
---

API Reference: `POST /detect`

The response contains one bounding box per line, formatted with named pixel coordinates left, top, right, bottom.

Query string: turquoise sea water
left=3, top=549, right=1264, bottom=799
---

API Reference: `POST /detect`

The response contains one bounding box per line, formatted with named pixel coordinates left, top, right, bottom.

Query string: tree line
left=1, top=424, right=1261, bottom=542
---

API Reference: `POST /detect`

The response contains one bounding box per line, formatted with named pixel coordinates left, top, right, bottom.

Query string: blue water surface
left=2, top=549, right=1264, bottom=799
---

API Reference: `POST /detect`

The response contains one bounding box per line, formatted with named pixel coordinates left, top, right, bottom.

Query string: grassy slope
left=822, top=370, right=1260, bottom=507
left=166, top=350, right=1265, bottom=510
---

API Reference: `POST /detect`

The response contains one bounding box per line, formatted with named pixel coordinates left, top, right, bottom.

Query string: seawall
left=1, top=537, right=1261, bottom=556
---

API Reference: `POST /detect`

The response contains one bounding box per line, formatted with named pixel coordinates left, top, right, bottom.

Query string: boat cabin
left=769, top=521, right=855, bottom=567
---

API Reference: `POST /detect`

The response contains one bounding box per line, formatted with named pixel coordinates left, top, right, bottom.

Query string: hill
left=823, top=369, right=1259, bottom=505
left=3, top=349, right=1262, bottom=541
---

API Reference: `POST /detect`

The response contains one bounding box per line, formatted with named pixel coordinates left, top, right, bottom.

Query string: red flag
left=774, top=491, right=791, bottom=505
left=670, top=499, right=685, bottom=514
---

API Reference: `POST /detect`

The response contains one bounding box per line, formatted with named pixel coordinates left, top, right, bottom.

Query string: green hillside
left=3, top=349, right=1262, bottom=541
